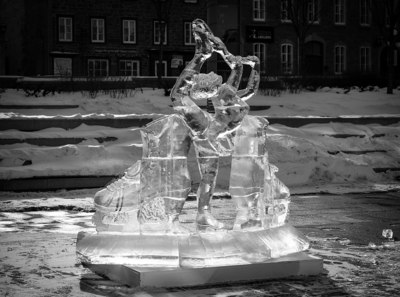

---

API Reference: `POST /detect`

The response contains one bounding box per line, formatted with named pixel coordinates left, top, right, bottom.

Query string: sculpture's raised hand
left=241, top=55, right=260, bottom=67
left=192, top=19, right=214, bottom=59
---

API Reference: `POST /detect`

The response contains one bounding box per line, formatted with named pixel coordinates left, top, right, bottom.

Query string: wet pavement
left=0, top=191, right=399, bottom=296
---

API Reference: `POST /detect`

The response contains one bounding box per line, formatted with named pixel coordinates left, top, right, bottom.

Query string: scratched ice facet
left=77, top=19, right=309, bottom=268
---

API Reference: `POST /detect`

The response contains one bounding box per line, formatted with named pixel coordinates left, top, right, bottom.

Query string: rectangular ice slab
left=77, top=232, right=180, bottom=267
left=77, top=225, right=310, bottom=268
left=85, top=252, right=323, bottom=288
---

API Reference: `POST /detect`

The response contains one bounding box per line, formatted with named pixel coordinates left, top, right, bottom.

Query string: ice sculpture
left=77, top=19, right=309, bottom=269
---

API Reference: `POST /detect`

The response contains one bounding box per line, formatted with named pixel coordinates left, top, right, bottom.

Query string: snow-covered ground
left=0, top=87, right=399, bottom=194
left=1, top=86, right=400, bottom=118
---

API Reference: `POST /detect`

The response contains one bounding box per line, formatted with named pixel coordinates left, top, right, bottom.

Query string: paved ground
left=0, top=191, right=399, bottom=296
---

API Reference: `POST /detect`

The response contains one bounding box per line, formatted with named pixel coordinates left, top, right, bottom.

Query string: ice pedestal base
left=77, top=224, right=310, bottom=268
left=84, top=252, right=322, bottom=288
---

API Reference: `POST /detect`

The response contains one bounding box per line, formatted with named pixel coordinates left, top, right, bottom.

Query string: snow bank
left=0, top=88, right=399, bottom=193
left=0, top=122, right=398, bottom=193
left=1, top=88, right=400, bottom=117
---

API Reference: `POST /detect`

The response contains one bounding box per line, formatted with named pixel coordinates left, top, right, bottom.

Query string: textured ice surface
left=77, top=225, right=309, bottom=268
left=78, top=19, right=308, bottom=268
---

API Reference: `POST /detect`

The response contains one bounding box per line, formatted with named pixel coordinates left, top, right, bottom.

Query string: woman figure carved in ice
left=171, top=19, right=271, bottom=231
left=93, top=19, right=290, bottom=234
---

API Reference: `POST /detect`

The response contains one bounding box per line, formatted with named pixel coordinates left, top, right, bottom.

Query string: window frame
left=334, top=0, right=346, bottom=25
left=88, top=59, right=109, bottom=77
left=360, top=0, right=371, bottom=26
left=334, top=45, right=346, bottom=75
left=281, top=43, right=294, bottom=74
left=91, top=18, right=106, bottom=43
left=253, top=43, right=266, bottom=74
left=153, top=20, right=167, bottom=45
left=307, top=0, right=320, bottom=24
left=184, top=21, right=195, bottom=45
left=119, top=59, right=140, bottom=76
left=154, top=60, right=168, bottom=77
left=53, top=57, right=72, bottom=76
left=280, top=0, right=292, bottom=23
left=360, top=46, right=371, bottom=72
left=122, top=19, right=136, bottom=44
left=58, top=16, right=73, bottom=42
left=253, top=0, right=266, bottom=22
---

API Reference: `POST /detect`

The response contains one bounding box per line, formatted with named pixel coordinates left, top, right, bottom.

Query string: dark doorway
left=380, top=46, right=400, bottom=78
left=305, top=41, right=323, bottom=75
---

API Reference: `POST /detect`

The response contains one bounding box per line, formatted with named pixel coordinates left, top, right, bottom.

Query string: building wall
left=1, top=0, right=395, bottom=78
left=24, top=0, right=49, bottom=75
left=235, top=0, right=384, bottom=77
left=47, top=0, right=206, bottom=76
left=0, top=0, right=49, bottom=76
left=0, top=0, right=25, bottom=75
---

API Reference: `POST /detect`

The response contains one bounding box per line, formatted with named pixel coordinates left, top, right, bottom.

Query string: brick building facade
left=0, top=0, right=206, bottom=77
left=210, top=0, right=399, bottom=78
left=1, top=0, right=399, bottom=79
left=48, top=0, right=206, bottom=77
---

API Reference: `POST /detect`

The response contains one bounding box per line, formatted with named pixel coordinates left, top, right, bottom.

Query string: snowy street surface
left=0, top=87, right=399, bottom=295
left=0, top=190, right=399, bottom=296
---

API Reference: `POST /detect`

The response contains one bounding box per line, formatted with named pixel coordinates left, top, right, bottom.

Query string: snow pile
left=1, top=87, right=399, bottom=118
left=0, top=125, right=143, bottom=179
left=264, top=123, right=400, bottom=192
left=0, top=88, right=399, bottom=194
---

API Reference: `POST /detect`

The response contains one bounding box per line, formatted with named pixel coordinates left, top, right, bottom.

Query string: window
left=307, top=0, right=319, bottom=24
left=253, top=0, right=266, bottom=21
left=122, top=19, right=136, bottom=44
left=119, top=60, right=140, bottom=76
left=91, top=18, right=105, bottom=43
left=88, top=59, right=108, bottom=76
left=184, top=22, right=195, bottom=45
left=281, top=43, right=293, bottom=74
left=360, top=0, right=371, bottom=26
left=155, top=60, right=167, bottom=77
left=58, top=17, right=73, bottom=42
left=154, top=21, right=167, bottom=45
left=334, top=45, right=346, bottom=74
left=253, top=43, right=266, bottom=73
left=280, top=0, right=291, bottom=22
left=334, top=0, right=346, bottom=25
left=53, top=58, right=72, bottom=76
left=184, top=0, right=197, bottom=2
left=360, top=46, right=371, bottom=72
left=385, top=10, right=391, bottom=27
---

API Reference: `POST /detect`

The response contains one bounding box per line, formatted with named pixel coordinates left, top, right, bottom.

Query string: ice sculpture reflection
left=77, top=19, right=309, bottom=268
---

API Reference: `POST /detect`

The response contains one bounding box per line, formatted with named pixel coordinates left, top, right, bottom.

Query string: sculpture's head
left=192, top=19, right=212, bottom=40
left=189, top=72, right=222, bottom=101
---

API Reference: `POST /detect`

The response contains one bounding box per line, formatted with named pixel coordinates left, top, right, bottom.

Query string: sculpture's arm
left=170, top=53, right=207, bottom=103
left=237, top=56, right=260, bottom=101
left=209, top=36, right=259, bottom=99
left=170, top=32, right=212, bottom=137
left=226, top=55, right=243, bottom=91
left=208, top=35, right=243, bottom=91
